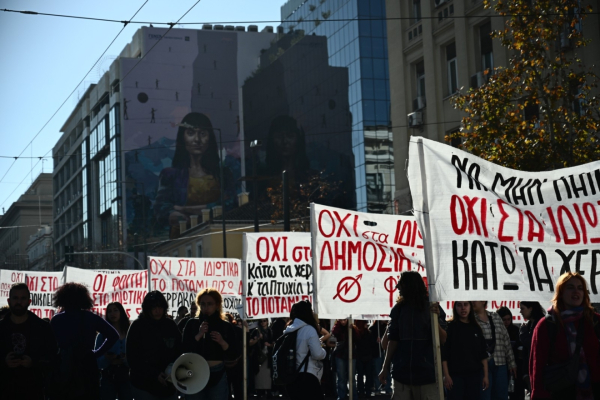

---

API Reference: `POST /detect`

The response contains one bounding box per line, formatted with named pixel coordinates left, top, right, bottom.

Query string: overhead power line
left=0, top=0, right=205, bottom=209
left=2, top=7, right=598, bottom=25
left=0, top=1, right=149, bottom=186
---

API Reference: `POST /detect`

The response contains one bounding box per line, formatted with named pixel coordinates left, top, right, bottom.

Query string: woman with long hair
left=50, top=283, right=119, bottom=400
left=154, top=112, right=232, bottom=238
left=282, top=300, right=327, bottom=400
left=331, top=318, right=358, bottom=400
left=127, top=291, right=182, bottom=400
left=530, top=272, right=600, bottom=399
left=96, top=302, right=132, bottom=400
left=443, top=301, right=489, bottom=400
left=519, top=301, right=545, bottom=395
left=182, top=288, right=239, bottom=400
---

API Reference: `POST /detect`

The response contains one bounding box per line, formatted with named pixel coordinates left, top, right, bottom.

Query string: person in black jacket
left=182, top=288, right=239, bottom=400
left=442, top=301, right=489, bottom=400
left=379, top=271, right=447, bottom=399
left=518, top=301, right=545, bottom=395
left=127, top=291, right=182, bottom=400
left=0, top=282, right=58, bottom=400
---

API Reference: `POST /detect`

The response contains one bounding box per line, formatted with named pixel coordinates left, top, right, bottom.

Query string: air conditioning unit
left=434, top=0, right=448, bottom=8
left=470, top=72, right=485, bottom=88
left=413, top=96, right=426, bottom=111
left=560, top=32, right=571, bottom=50
left=408, top=111, right=423, bottom=128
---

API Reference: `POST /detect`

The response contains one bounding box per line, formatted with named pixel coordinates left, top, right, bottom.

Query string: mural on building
left=121, top=27, right=274, bottom=243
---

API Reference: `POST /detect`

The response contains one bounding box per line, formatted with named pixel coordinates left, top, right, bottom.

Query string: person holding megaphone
left=182, top=288, right=239, bottom=400
left=127, top=291, right=182, bottom=400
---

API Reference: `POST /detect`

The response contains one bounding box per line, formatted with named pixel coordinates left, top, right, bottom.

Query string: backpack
left=271, top=330, right=310, bottom=386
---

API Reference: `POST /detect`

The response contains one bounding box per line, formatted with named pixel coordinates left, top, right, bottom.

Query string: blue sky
left=0, top=0, right=283, bottom=212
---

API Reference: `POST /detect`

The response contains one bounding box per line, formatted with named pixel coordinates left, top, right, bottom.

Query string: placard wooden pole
left=416, top=138, right=444, bottom=400
left=348, top=316, right=353, bottom=400
left=243, top=322, right=247, bottom=400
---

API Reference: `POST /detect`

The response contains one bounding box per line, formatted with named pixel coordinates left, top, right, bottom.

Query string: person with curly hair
left=127, top=291, right=182, bottom=400
left=182, top=288, right=239, bottom=400
left=50, top=282, right=119, bottom=400
left=96, top=302, right=132, bottom=400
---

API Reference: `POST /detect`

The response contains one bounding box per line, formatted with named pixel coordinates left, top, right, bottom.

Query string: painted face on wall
left=184, top=128, right=210, bottom=156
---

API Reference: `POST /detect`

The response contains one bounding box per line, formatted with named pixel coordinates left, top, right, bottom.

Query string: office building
left=280, top=0, right=394, bottom=213
left=386, top=0, right=600, bottom=212
left=52, top=26, right=276, bottom=268
left=0, top=173, right=53, bottom=270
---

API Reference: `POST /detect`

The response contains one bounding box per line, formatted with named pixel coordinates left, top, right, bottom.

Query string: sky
left=0, top=0, right=284, bottom=212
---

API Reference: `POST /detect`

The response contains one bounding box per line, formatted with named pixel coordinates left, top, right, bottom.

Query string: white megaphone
left=165, top=353, right=210, bottom=394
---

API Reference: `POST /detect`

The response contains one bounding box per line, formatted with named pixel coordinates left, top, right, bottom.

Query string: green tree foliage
left=450, top=0, right=600, bottom=170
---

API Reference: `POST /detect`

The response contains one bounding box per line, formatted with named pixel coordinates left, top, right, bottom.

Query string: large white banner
left=0, top=269, right=63, bottom=319
left=310, top=203, right=425, bottom=318
left=65, top=267, right=148, bottom=318
left=148, top=256, right=242, bottom=318
left=408, top=137, right=600, bottom=302
left=243, top=232, right=313, bottom=319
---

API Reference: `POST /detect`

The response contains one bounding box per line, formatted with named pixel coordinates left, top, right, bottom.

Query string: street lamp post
left=215, top=128, right=227, bottom=257
left=113, top=180, right=147, bottom=269
left=250, top=140, right=262, bottom=232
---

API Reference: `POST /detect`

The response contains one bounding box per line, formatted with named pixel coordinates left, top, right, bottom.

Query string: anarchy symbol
left=333, top=274, right=362, bottom=303
left=384, top=276, right=398, bottom=308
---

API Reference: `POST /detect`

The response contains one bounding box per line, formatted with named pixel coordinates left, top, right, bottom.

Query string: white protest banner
left=243, top=232, right=313, bottom=318
left=408, top=136, right=600, bottom=302
left=310, top=203, right=425, bottom=318
left=148, top=256, right=242, bottom=318
left=25, top=271, right=63, bottom=318
left=65, top=267, right=148, bottom=318
left=0, top=270, right=63, bottom=319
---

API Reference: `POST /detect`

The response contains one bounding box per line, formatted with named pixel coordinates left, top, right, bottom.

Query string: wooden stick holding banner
left=147, top=256, right=152, bottom=293
left=243, top=321, right=247, bottom=400
left=348, top=316, right=353, bottom=400
left=310, top=203, right=319, bottom=315
left=416, top=138, right=445, bottom=400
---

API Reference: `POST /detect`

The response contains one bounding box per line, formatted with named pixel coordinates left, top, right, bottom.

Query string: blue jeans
left=335, top=357, right=357, bottom=400
left=481, top=358, right=508, bottom=400
left=186, top=363, right=229, bottom=400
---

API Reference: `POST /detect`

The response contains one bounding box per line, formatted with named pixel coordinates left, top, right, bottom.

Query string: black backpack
left=271, top=330, right=310, bottom=386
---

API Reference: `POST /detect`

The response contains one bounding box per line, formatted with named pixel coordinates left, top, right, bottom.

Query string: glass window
left=374, top=80, right=387, bottom=99
left=371, top=20, right=384, bottom=38
left=480, top=22, right=493, bottom=71
left=371, top=38, right=385, bottom=58
left=416, top=61, right=426, bottom=98
left=373, top=58, right=386, bottom=79
left=413, top=0, right=422, bottom=22
left=375, top=100, right=389, bottom=123
left=196, top=242, right=203, bottom=257
left=362, top=79, right=374, bottom=99
left=186, top=246, right=192, bottom=258
left=361, top=58, right=373, bottom=78
left=370, top=0, right=383, bottom=16
left=360, top=37, right=372, bottom=58
left=363, top=100, right=376, bottom=124
left=446, top=43, right=458, bottom=94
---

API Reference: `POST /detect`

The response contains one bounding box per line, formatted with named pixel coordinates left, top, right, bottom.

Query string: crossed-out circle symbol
left=333, top=276, right=362, bottom=303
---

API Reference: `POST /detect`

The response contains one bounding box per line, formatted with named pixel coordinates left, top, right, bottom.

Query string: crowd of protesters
left=1, top=270, right=600, bottom=399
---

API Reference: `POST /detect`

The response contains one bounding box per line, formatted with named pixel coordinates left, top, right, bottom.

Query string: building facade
left=386, top=0, right=600, bottom=212
left=0, top=173, right=53, bottom=270
left=53, top=26, right=277, bottom=269
left=26, top=225, right=53, bottom=271
left=280, top=0, right=395, bottom=213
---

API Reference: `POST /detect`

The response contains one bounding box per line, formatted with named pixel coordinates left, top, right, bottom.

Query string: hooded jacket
left=283, top=318, right=327, bottom=380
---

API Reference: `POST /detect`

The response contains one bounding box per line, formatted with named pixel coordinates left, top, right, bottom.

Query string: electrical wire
left=0, top=1, right=149, bottom=185
left=0, top=120, right=463, bottom=160
left=0, top=0, right=206, bottom=209
left=2, top=7, right=598, bottom=25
